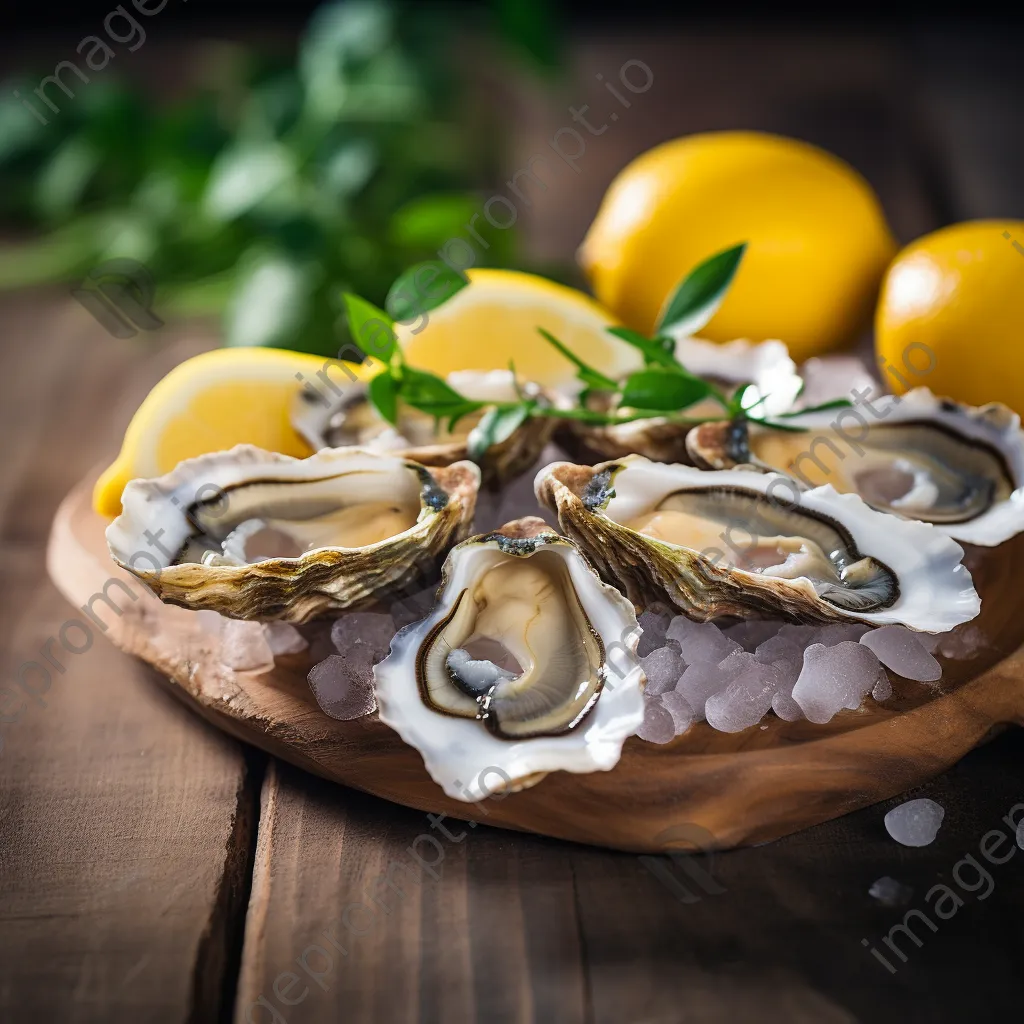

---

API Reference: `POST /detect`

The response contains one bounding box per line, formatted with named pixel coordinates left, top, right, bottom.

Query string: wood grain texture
left=47, top=474, right=1024, bottom=856
left=0, top=307, right=256, bottom=1024
left=232, top=760, right=588, bottom=1024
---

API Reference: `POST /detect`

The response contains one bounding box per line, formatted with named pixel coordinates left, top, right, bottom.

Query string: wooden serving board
left=47, top=474, right=1024, bottom=853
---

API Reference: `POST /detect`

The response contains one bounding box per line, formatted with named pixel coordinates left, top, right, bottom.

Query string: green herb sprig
left=344, top=245, right=854, bottom=466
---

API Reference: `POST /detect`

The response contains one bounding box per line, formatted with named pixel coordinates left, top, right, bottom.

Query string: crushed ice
left=307, top=611, right=396, bottom=720
left=884, top=798, right=945, bottom=847
left=869, top=876, right=913, bottom=907
left=633, top=605, right=975, bottom=740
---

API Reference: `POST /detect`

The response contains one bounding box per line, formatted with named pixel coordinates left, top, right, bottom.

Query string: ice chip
left=884, top=798, right=945, bottom=847
left=220, top=619, right=275, bottom=672
left=931, top=624, right=986, bottom=661
left=637, top=604, right=674, bottom=656
left=667, top=616, right=741, bottom=665
left=678, top=658, right=746, bottom=721
left=724, top=619, right=784, bottom=653
left=860, top=625, right=942, bottom=682
left=776, top=623, right=819, bottom=648
left=869, top=876, right=914, bottom=907
left=196, top=609, right=226, bottom=637
left=771, top=687, right=804, bottom=722
left=792, top=642, right=882, bottom=724
left=706, top=661, right=782, bottom=733
left=308, top=651, right=378, bottom=720
left=637, top=696, right=676, bottom=744
left=871, top=669, right=893, bottom=702
left=661, top=691, right=695, bottom=735
left=263, top=621, right=309, bottom=656
left=813, top=623, right=871, bottom=647
left=331, top=611, right=397, bottom=656
left=639, top=645, right=685, bottom=696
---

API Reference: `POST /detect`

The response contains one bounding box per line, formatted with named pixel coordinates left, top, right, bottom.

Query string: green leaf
left=620, top=370, right=712, bottom=412
left=491, top=0, right=563, bottom=73
left=202, top=140, right=297, bottom=222
left=398, top=366, right=483, bottom=420
left=34, top=136, right=101, bottom=223
left=386, top=261, right=468, bottom=325
left=606, top=326, right=678, bottom=369
left=537, top=327, right=617, bottom=391
left=224, top=251, right=317, bottom=349
left=390, top=194, right=479, bottom=248
left=656, top=242, right=747, bottom=336
left=342, top=292, right=397, bottom=362
left=368, top=369, right=400, bottom=425
left=776, top=398, right=854, bottom=418
left=468, top=402, right=532, bottom=462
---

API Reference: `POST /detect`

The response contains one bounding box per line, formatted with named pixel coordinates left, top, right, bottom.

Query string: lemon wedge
left=396, top=268, right=636, bottom=391
left=93, top=347, right=368, bottom=517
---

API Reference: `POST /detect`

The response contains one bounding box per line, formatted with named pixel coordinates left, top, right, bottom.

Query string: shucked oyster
left=687, top=388, right=1024, bottom=546
left=536, top=456, right=980, bottom=632
left=292, top=369, right=556, bottom=488
left=373, top=517, right=645, bottom=801
left=557, top=336, right=802, bottom=464
left=107, top=446, right=479, bottom=622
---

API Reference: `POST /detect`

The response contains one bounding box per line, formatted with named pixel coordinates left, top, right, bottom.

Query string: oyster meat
left=373, top=517, right=645, bottom=800
left=107, top=446, right=479, bottom=622
left=687, top=388, right=1024, bottom=546
left=293, top=368, right=556, bottom=487
left=557, top=336, right=801, bottom=464
left=536, top=456, right=980, bottom=631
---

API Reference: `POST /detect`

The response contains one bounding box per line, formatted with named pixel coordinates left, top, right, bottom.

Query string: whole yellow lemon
left=580, top=131, right=897, bottom=362
left=876, top=220, right=1024, bottom=413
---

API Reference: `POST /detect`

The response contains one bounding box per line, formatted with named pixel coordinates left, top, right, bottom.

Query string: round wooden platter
left=48, top=474, right=1024, bottom=853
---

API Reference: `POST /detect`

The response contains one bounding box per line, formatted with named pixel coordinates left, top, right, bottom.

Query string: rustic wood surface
left=2, top=25, right=1024, bottom=1024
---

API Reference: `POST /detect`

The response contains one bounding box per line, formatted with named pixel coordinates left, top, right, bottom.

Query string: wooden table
left=2, top=27, right=1023, bottom=1024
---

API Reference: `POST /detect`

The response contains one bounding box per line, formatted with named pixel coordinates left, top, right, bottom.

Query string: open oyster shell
left=373, top=517, right=645, bottom=801
left=557, top=336, right=802, bottom=464
left=535, top=456, right=980, bottom=631
left=107, top=446, right=480, bottom=622
left=687, top=388, right=1024, bottom=547
left=292, top=369, right=557, bottom=488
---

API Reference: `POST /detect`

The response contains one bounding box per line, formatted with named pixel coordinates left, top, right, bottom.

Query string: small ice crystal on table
left=884, top=798, right=945, bottom=847
left=869, top=876, right=913, bottom=907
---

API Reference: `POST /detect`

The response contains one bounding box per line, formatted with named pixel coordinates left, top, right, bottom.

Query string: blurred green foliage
left=0, top=0, right=561, bottom=356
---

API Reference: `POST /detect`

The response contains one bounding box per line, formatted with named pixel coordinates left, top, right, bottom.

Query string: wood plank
left=232, top=760, right=587, bottom=1024
left=0, top=299, right=254, bottom=1024
left=570, top=727, right=1024, bottom=1023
